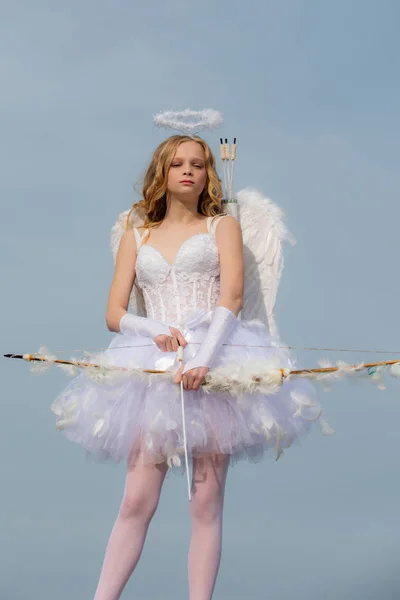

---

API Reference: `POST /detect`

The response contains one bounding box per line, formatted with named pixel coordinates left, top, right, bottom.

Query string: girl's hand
left=153, top=326, right=187, bottom=352
left=174, top=365, right=209, bottom=391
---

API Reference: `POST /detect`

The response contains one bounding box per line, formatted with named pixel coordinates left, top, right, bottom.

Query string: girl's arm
left=105, top=229, right=137, bottom=332
left=215, top=215, right=244, bottom=315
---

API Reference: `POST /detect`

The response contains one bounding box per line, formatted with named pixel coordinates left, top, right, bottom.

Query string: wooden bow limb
left=3, top=353, right=165, bottom=374
left=289, top=359, right=400, bottom=375
left=3, top=353, right=400, bottom=383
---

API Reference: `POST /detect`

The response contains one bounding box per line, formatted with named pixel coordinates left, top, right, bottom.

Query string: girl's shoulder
left=209, top=213, right=239, bottom=235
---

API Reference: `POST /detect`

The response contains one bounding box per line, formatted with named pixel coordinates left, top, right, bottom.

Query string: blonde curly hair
left=126, top=135, right=224, bottom=234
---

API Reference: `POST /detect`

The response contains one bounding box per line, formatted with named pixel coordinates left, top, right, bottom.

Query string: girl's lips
left=180, top=181, right=194, bottom=185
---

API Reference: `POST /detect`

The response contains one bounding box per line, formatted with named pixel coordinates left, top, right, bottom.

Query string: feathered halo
left=153, top=108, right=223, bottom=134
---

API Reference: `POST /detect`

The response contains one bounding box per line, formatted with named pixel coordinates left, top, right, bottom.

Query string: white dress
left=51, top=215, right=323, bottom=469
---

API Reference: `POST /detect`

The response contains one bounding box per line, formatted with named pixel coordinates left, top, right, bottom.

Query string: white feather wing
left=110, top=206, right=147, bottom=317
left=224, top=188, right=295, bottom=337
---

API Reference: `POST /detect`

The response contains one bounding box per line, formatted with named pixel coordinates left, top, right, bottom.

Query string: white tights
left=93, top=452, right=230, bottom=600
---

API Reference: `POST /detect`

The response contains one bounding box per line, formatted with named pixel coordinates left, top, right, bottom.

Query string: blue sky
left=1, top=1, right=400, bottom=598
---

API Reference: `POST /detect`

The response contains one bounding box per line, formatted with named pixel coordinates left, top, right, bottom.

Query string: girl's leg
left=188, top=453, right=230, bottom=600
left=93, top=452, right=168, bottom=600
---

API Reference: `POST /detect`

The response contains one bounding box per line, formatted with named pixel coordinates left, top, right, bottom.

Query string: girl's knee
left=190, top=491, right=224, bottom=524
left=119, top=490, right=160, bottom=521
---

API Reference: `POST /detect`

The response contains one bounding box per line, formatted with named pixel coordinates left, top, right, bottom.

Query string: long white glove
left=182, top=306, right=237, bottom=374
left=119, top=313, right=171, bottom=339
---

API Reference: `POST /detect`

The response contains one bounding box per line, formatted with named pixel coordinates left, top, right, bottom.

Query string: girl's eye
left=171, top=163, right=204, bottom=168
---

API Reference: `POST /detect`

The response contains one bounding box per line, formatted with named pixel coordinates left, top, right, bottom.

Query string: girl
left=52, top=134, right=323, bottom=599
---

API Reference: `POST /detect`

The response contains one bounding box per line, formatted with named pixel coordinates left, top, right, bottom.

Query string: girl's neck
left=162, top=199, right=204, bottom=227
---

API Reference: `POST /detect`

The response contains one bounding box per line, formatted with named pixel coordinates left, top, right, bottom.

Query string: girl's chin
left=169, top=189, right=200, bottom=199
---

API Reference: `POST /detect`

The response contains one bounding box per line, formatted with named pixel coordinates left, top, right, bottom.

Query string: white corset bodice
left=133, top=216, right=225, bottom=326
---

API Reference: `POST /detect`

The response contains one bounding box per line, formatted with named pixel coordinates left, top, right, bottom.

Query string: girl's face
left=167, top=141, right=207, bottom=201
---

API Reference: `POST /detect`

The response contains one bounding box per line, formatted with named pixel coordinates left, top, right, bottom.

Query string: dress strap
left=207, top=214, right=228, bottom=236
left=133, top=227, right=148, bottom=250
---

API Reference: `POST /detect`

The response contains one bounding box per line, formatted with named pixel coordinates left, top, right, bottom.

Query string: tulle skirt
left=51, top=309, right=329, bottom=470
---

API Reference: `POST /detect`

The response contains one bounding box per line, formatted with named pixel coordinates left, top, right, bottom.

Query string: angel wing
left=223, top=188, right=296, bottom=338
left=110, top=205, right=147, bottom=317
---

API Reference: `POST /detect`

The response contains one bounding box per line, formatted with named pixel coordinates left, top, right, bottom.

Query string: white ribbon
left=177, top=345, right=192, bottom=501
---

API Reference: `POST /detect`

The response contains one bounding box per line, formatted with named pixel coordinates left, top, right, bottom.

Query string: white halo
left=153, top=109, right=223, bottom=133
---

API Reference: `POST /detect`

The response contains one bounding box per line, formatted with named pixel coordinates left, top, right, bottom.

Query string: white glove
left=182, top=306, right=237, bottom=374
left=119, top=313, right=171, bottom=339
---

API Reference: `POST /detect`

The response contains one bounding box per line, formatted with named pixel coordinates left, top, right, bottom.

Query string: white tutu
left=51, top=308, right=326, bottom=470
